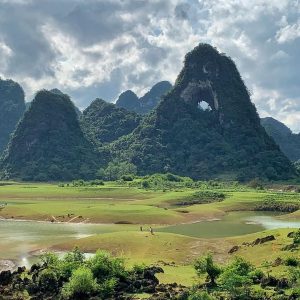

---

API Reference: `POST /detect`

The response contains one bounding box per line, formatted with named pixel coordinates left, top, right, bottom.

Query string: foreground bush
left=62, top=267, right=99, bottom=299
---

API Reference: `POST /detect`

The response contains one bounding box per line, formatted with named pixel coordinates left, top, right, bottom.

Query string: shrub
left=40, top=252, right=60, bottom=267
left=132, top=264, right=147, bottom=274
left=285, top=257, right=298, bottom=267
left=121, top=174, right=134, bottom=181
left=293, top=229, right=300, bottom=244
left=38, top=269, right=58, bottom=292
left=60, top=247, right=85, bottom=279
left=219, top=257, right=254, bottom=297
left=89, top=179, right=104, bottom=186
left=249, top=269, right=264, bottom=283
left=87, top=250, right=126, bottom=282
left=141, top=180, right=150, bottom=189
left=62, top=267, right=98, bottom=299
left=188, top=291, right=216, bottom=300
left=99, top=278, right=117, bottom=298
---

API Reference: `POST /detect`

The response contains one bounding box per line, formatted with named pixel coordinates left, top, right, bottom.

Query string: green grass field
left=1, top=181, right=298, bottom=224
left=0, top=180, right=299, bottom=286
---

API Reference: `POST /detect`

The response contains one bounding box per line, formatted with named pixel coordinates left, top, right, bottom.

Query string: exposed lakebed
left=1, top=211, right=299, bottom=269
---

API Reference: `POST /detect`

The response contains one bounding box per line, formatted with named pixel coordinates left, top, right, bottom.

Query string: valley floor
left=0, top=180, right=299, bottom=287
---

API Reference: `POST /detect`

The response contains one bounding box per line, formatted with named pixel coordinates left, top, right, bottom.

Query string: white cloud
left=276, top=21, right=300, bottom=43
left=0, top=0, right=299, bottom=132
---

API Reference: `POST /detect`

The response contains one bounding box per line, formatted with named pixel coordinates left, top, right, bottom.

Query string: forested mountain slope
left=110, top=44, right=296, bottom=181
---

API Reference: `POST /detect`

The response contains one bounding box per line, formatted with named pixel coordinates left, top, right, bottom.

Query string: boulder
left=252, top=235, right=275, bottom=246
left=228, top=245, right=239, bottom=254
left=0, top=270, right=12, bottom=286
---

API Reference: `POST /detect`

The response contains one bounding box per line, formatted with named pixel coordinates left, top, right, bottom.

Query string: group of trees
left=191, top=253, right=300, bottom=299
left=3, top=248, right=299, bottom=299
left=30, top=248, right=127, bottom=299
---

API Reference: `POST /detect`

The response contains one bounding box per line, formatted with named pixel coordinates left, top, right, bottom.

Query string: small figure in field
left=150, top=226, right=154, bottom=235
left=140, top=226, right=143, bottom=232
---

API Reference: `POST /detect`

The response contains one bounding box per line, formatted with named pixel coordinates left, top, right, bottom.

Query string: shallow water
left=1, top=211, right=299, bottom=267
left=157, top=211, right=300, bottom=238
left=0, top=219, right=130, bottom=266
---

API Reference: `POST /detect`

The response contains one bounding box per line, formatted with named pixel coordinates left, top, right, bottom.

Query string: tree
left=194, top=253, right=221, bottom=285
left=219, top=257, right=253, bottom=298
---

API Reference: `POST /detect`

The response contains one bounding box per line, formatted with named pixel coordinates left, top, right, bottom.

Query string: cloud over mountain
left=0, top=0, right=299, bottom=131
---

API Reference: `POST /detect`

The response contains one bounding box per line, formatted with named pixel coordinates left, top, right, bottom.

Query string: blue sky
left=0, top=0, right=299, bottom=131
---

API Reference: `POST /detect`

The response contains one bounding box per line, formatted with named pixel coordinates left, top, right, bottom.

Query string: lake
left=157, top=211, right=300, bottom=238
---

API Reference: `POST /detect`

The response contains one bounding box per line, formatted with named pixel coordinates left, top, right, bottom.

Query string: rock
left=273, top=257, right=283, bottom=267
left=287, top=231, right=295, bottom=238
left=17, top=266, right=26, bottom=274
left=0, top=270, right=12, bottom=286
left=228, top=245, right=240, bottom=253
left=252, top=235, right=275, bottom=246
left=261, top=276, right=278, bottom=287
left=277, top=278, right=289, bottom=289
left=29, top=264, right=40, bottom=274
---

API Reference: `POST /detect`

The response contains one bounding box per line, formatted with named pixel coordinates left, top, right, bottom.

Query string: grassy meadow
left=0, top=178, right=299, bottom=287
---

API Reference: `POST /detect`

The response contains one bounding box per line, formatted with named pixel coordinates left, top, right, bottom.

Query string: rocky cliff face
left=261, top=117, right=300, bottom=161
left=81, top=98, right=141, bottom=145
left=116, top=81, right=172, bottom=114
left=0, top=78, right=25, bottom=154
left=111, top=44, right=296, bottom=180
left=0, top=90, right=98, bottom=181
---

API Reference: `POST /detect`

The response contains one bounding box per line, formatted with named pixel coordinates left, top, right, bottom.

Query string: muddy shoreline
left=0, top=259, right=15, bottom=272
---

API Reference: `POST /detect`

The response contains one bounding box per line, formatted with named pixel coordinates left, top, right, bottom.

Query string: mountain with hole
left=110, top=44, right=296, bottom=180
left=0, top=78, right=26, bottom=154
left=0, top=90, right=98, bottom=181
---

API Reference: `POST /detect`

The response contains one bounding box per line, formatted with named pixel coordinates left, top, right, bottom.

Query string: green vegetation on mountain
left=139, top=81, right=172, bottom=114
left=81, top=98, right=141, bottom=146
left=110, top=44, right=296, bottom=181
left=50, top=88, right=82, bottom=117
left=115, top=90, right=140, bottom=112
left=115, top=81, right=172, bottom=114
left=0, top=78, right=25, bottom=154
left=0, top=90, right=98, bottom=181
left=261, top=117, right=300, bottom=162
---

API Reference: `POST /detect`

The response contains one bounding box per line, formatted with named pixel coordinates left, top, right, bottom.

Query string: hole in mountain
left=198, top=100, right=212, bottom=111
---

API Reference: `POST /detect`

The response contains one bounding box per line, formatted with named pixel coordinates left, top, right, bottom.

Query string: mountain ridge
left=0, top=78, right=26, bottom=154
left=115, top=81, right=172, bottom=114
left=109, top=44, right=296, bottom=180
left=261, top=117, right=300, bottom=162
left=0, top=90, right=98, bottom=181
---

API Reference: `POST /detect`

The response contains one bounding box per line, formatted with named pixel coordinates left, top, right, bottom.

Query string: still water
left=157, top=211, right=300, bottom=238
left=1, top=211, right=299, bottom=268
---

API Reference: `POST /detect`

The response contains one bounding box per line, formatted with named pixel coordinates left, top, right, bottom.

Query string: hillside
left=0, top=78, right=26, bottom=154
left=115, top=81, right=172, bottom=114
left=110, top=44, right=296, bottom=181
left=115, top=90, right=140, bottom=113
left=261, top=117, right=300, bottom=161
left=0, top=90, right=98, bottom=181
left=81, top=98, right=141, bottom=145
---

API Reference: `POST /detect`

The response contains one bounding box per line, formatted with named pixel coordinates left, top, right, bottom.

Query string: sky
left=0, top=0, right=299, bottom=132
